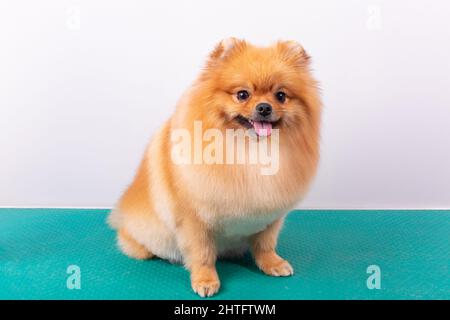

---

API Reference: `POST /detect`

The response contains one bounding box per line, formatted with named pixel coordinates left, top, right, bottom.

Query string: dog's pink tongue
left=253, top=121, right=272, bottom=137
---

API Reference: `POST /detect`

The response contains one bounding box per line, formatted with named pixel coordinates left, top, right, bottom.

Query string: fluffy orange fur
left=108, top=38, right=321, bottom=297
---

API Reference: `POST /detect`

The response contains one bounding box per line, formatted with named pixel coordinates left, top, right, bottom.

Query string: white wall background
left=1, top=0, right=449, bottom=209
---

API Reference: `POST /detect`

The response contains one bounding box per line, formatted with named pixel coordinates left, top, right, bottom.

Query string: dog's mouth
left=234, top=115, right=281, bottom=137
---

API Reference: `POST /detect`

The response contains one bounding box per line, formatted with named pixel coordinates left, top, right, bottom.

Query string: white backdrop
left=1, top=0, right=449, bottom=208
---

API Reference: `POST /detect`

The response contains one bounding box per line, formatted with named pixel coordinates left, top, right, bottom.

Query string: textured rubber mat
left=0, top=208, right=449, bottom=300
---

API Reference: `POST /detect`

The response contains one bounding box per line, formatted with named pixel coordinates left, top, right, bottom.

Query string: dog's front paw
left=255, top=251, right=294, bottom=277
left=190, top=266, right=221, bottom=297
left=192, top=278, right=221, bottom=298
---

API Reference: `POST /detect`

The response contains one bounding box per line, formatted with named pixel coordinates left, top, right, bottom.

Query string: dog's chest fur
left=207, top=210, right=283, bottom=257
left=197, top=204, right=283, bottom=239
left=221, top=211, right=281, bottom=237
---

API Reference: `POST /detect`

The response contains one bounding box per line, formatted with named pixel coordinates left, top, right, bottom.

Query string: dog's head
left=196, top=38, right=321, bottom=137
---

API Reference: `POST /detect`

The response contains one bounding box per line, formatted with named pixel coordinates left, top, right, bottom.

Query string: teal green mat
left=0, top=208, right=449, bottom=300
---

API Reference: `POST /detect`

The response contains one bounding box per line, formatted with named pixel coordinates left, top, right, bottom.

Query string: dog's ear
left=209, top=37, right=246, bottom=61
left=278, top=40, right=311, bottom=65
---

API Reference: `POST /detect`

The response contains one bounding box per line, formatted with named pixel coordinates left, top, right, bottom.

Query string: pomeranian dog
left=108, top=38, right=321, bottom=297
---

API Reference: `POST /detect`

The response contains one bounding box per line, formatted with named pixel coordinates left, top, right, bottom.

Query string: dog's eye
left=236, top=90, right=250, bottom=101
left=275, top=91, right=286, bottom=103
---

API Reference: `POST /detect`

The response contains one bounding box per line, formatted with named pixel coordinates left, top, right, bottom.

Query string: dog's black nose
left=256, top=103, right=272, bottom=117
